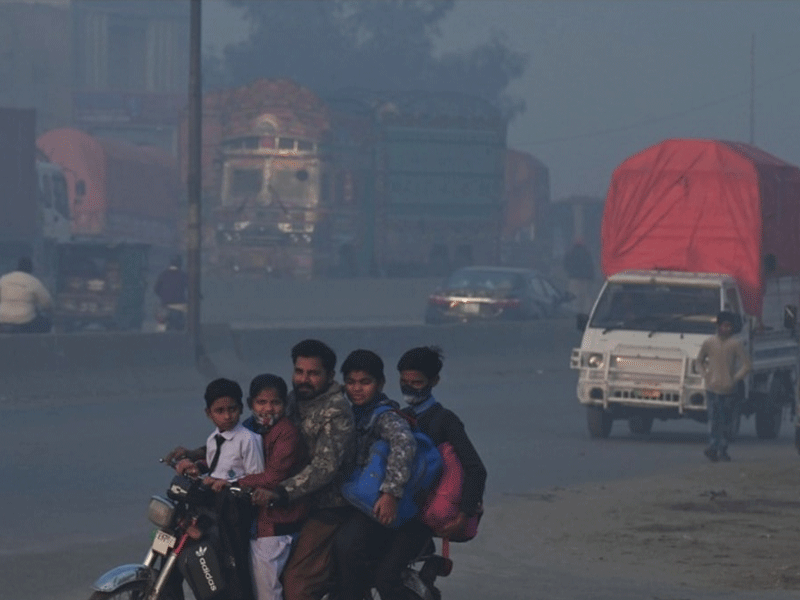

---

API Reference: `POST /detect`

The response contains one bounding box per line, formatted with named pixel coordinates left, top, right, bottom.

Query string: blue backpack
left=341, top=405, right=443, bottom=528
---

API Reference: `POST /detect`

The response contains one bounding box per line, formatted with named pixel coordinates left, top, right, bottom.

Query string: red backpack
left=416, top=408, right=482, bottom=542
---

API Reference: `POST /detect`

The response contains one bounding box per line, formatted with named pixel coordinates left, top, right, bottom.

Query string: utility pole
left=750, top=33, right=755, bottom=145
left=187, top=0, right=202, bottom=350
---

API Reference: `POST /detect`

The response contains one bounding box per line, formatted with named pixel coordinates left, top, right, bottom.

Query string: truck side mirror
left=784, top=305, right=797, bottom=331
left=576, top=313, right=589, bottom=331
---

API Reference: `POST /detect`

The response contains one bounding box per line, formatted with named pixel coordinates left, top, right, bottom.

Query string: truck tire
left=587, top=406, right=613, bottom=438
left=628, top=414, right=654, bottom=435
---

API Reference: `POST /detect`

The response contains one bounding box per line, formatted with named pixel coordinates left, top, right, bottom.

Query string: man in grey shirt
left=697, top=311, right=751, bottom=462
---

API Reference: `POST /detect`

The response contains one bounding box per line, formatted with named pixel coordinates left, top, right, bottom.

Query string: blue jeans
left=706, top=391, right=737, bottom=452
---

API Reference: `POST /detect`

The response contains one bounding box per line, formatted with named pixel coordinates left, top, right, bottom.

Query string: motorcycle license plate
left=152, top=530, right=176, bottom=555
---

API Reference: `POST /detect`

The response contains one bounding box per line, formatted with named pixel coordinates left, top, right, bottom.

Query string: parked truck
left=181, top=80, right=508, bottom=277
left=36, top=128, right=181, bottom=331
left=571, top=139, right=800, bottom=439
left=179, top=79, right=333, bottom=277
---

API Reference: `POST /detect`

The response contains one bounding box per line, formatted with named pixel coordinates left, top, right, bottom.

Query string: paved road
left=2, top=318, right=797, bottom=599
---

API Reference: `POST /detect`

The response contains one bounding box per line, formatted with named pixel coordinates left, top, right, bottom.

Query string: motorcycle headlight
left=586, top=353, right=604, bottom=369
left=147, top=495, right=175, bottom=528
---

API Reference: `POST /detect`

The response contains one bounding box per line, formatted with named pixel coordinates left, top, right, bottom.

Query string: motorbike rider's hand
left=252, top=488, right=279, bottom=507
left=373, top=492, right=399, bottom=526
left=175, top=458, right=200, bottom=477
left=436, top=511, right=468, bottom=539
left=202, top=477, right=229, bottom=492
left=163, top=446, right=190, bottom=466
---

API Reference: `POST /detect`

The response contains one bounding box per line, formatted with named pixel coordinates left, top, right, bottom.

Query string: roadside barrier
left=0, top=318, right=578, bottom=405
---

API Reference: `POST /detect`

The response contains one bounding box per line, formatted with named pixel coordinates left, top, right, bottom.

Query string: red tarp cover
left=601, top=139, right=800, bottom=315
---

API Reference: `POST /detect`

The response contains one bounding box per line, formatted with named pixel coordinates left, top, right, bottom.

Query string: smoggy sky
left=203, top=0, right=800, bottom=201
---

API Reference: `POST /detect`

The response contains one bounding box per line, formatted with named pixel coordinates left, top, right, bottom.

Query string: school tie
left=208, top=433, right=226, bottom=474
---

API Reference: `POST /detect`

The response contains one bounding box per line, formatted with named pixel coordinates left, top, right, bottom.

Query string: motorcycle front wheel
left=89, top=581, right=180, bottom=600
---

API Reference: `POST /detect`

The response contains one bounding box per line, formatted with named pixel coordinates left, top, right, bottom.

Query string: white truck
left=572, top=270, right=799, bottom=438
left=571, top=139, right=800, bottom=439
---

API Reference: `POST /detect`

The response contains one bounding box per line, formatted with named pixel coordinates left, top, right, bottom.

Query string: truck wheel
left=587, top=406, right=613, bottom=438
left=628, top=414, right=654, bottom=435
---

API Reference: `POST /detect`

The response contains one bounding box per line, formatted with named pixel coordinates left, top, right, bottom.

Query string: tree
left=207, top=0, right=526, bottom=117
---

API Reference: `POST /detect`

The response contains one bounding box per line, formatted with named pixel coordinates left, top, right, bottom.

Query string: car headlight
left=586, top=353, right=604, bottom=369
left=147, top=495, right=175, bottom=528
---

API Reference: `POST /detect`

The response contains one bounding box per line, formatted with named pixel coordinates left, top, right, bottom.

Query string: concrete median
left=0, top=318, right=579, bottom=405
left=0, top=331, right=203, bottom=405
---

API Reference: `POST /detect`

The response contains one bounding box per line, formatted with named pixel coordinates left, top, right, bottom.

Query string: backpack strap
left=427, top=403, right=448, bottom=440
left=362, top=402, right=394, bottom=431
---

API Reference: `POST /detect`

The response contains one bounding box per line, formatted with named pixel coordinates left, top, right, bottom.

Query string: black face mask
left=401, top=385, right=432, bottom=405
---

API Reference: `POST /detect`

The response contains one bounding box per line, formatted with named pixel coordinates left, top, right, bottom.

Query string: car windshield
left=445, top=269, right=524, bottom=292
left=589, top=282, right=719, bottom=335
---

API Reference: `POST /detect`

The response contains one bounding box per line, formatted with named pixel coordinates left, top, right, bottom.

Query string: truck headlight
left=586, top=353, right=604, bottom=369
left=147, top=496, right=175, bottom=528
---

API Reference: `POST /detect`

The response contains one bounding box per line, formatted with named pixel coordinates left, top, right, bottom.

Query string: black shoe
left=719, top=450, right=731, bottom=462
left=704, top=447, right=719, bottom=462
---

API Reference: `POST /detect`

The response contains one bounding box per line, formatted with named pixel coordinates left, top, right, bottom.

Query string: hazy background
left=205, top=0, right=800, bottom=200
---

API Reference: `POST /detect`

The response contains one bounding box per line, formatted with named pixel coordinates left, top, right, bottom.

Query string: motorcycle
left=88, top=469, right=453, bottom=600
left=88, top=470, right=254, bottom=600
left=320, top=533, right=453, bottom=600
left=155, top=304, right=186, bottom=332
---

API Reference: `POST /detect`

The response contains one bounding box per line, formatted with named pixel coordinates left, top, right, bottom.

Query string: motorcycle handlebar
left=160, top=458, right=255, bottom=501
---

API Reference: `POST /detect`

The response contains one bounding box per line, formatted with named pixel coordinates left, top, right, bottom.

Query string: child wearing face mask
left=371, top=346, right=487, bottom=600
left=239, top=374, right=309, bottom=600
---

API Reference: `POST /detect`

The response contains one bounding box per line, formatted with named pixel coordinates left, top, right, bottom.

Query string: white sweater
left=0, top=271, right=52, bottom=325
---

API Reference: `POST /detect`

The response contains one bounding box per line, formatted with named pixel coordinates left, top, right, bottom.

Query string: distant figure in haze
left=154, top=255, right=188, bottom=331
left=564, top=239, right=595, bottom=314
left=0, top=257, right=53, bottom=333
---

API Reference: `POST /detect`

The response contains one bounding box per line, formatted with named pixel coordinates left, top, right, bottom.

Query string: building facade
left=72, top=0, right=189, bottom=151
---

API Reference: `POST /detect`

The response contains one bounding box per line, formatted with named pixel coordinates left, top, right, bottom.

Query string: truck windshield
left=268, top=167, right=316, bottom=207
left=589, top=282, right=719, bottom=335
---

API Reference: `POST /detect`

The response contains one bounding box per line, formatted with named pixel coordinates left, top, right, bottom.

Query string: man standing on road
left=0, top=257, right=53, bottom=333
left=154, top=255, right=188, bottom=331
left=697, top=311, right=751, bottom=462
left=252, top=339, right=356, bottom=600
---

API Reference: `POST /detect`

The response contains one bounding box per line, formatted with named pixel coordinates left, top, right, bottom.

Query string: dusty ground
left=474, top=453, right=800, bottom=594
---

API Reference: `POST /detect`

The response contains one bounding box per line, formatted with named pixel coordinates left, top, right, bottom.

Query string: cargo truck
left=571, top=139, right=800, bottom=439
left=36, top=128, right=181, bottom=331
left=180, top=80, right=508, bottom=277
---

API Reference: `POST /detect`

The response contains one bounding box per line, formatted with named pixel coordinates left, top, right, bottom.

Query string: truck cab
left=36, top=160, right=71, bottom=244
left=571, top=270, right=799, bottom=439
